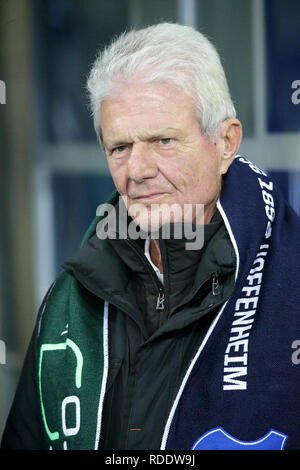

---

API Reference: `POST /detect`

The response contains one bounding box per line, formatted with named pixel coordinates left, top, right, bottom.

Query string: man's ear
left=219, top=118, right=243, bottom=175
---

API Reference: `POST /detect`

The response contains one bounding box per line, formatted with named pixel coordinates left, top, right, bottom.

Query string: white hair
left=86, top=22, right=236, bottom=141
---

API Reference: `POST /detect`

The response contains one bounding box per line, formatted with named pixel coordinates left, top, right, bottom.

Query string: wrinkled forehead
left=100, top=82, right=199, bottom=142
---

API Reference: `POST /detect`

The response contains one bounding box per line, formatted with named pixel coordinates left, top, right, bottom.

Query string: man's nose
left=127, top=142, right=158, bottom=182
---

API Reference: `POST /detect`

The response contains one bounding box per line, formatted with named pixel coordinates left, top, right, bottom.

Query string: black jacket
left=1, top=208, right=235, bottom=450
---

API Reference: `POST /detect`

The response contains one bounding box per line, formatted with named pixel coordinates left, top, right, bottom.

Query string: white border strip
left=37, top=281, right=57, bottom=338
left=160, top=200, right=240, bottom=449
left=216, top=198, right=240, bottom=283
left=94, top=300, right=109, bottom=450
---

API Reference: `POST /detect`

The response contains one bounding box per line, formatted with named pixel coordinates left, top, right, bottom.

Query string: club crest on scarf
left=191, top=427, right=288, bottom=450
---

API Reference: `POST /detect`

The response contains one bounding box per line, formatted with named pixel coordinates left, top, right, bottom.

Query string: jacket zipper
left=211, top=271, right=221, bottom=296
left=156, top=289, right=165, bottom=310
left=188, top=270, right=224, bottom=309
left=128, top=242, right=222, bottom=310
left=126, top=239, right=166, bottom=311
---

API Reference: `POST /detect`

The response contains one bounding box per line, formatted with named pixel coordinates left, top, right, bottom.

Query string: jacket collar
left=62, top=198, right=235, bottom=325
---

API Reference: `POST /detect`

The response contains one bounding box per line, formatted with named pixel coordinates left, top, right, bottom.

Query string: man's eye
left=111, top=145, right=128, bottom=154
left=158, top=138, right=172, bottom=145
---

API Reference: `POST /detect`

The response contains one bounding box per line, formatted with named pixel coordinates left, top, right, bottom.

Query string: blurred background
left=0, top=0, right=300, bottom=439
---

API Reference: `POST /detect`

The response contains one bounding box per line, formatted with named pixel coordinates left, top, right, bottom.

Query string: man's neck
left=150, top=238, right=163, bottom=273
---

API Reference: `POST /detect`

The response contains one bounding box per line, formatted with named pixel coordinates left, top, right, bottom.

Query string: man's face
left=100, top=82, right=231, bottom=230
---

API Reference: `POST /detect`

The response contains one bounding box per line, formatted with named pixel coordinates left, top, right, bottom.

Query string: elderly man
left=2, top=23, right=300, bottom=451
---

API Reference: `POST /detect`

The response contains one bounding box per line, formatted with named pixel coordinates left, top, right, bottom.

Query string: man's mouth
left=131, top=193, right=166, bottom=202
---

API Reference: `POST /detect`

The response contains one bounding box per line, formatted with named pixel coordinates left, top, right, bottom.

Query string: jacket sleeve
left=0, top=329, right=45, bottom=449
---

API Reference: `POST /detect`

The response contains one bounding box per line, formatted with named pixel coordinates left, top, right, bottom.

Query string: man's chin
left=129, top=212, right=162, bottom=235
left=128, top=205, right=203, bottom=234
